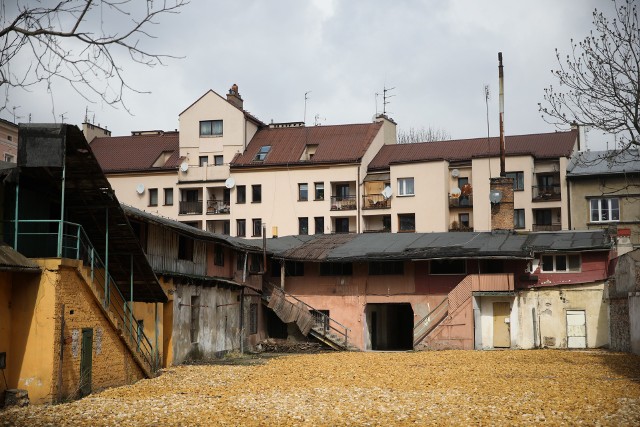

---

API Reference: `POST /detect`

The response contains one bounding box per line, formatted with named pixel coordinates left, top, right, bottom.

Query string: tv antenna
left=59, top=112, right=67, bottom=123
left=303, top=91, right=311, bottom=124
left=382, top=86, right=395, bottom=115
left=484, top=84, right=491, bottom=141
left=11, top=106, right=23, bottom=123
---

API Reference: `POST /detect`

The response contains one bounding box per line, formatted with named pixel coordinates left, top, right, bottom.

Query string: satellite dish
left=489, top=190, right=503, bottom=204
left=180, top=162, right=189, bottom=172
left=136, top=184, right=145, bottom=195
left=450, top=187, right=461, bottom=198
left=225, top=177, right=236, bottom=189
left=451, top=169, right=460, bottom=178
left=381, top=186, right=393, bottom=200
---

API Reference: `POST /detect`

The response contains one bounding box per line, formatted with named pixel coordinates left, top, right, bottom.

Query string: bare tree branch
left=0, top=0, right=188, bottom=115
left=397, top=126, right=451, bottom=144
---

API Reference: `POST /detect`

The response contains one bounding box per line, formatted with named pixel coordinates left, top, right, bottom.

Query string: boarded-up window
left=190, top=295, right=200, bottom=343
left=249, top=303, right=258, bottom=335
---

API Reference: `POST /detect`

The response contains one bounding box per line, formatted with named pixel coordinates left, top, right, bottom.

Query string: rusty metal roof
left=231, top=122, right=383, bottom=168
left=90, top=131, right=180, bottom=173
left=368, top=130, right=578, bottom=171
left=17, top=124, right=166, bottom=303
left=0, top=242, right=40, bottom=272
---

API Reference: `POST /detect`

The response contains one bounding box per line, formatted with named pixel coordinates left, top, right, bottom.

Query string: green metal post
left=57, top=163, right=66, bottom=258
left=90, top=248, right=94, bottom=285
left=76, top=225, right=81, bottom=259
left=13, top=181, right=19, bottom=250
left=104, top=207, right=109, bottom=307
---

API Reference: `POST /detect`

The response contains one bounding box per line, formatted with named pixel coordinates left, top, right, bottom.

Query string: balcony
left=532, top=185, right=561, bottom=202
left=330, top=195, right=357, bottom=211
left=206, top=200, right=230, bottom=215
left=362, top=194, right=391, bottom=210
left=532, top=223, right=561, bottom=231
left=179, top=200, right=203, bottom=215
left=449, top=195, right=473, bottom=208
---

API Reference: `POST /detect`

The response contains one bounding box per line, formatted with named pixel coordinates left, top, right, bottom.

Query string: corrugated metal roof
left=368, top=130, right=577, bottom=170
left=231, top=122, right=382, bottom=167
left=0, top=242, right=40, bottom=272
left=567, top=149, right=640, bottom=177
left=90, top=132, right=180, bottom=173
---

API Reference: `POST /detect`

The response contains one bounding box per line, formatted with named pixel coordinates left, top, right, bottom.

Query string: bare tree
left=539, top=0, right=639, bottom=154
left=397, top=126, right=451, bottom=144
left=0, top=0, right=188, bottom=115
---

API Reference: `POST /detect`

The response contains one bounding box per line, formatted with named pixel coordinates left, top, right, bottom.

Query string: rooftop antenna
left=303, top=91, right=311, bottom=124
left=59, top=112, right=67, bottom=123
left=484, top=84, right=491, bottom=177
left=84, top=106, right=94, bottom=123
left=383, top=86, right=395, bottom=115
left=374, top=92, right=380, bottom=116
left=12, top=106, right=22, bottom=123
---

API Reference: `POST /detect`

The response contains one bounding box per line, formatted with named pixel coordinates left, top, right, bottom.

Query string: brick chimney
left=490, top=177, right=514, bottom=230
left=226, top=83, right=243, bottom=109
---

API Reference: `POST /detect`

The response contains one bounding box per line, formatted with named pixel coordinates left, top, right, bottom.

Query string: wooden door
left=79, top=328, right=93, bottom=397
left=492, top=302, right=511, bottom=348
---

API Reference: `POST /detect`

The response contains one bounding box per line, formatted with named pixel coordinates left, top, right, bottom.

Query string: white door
left=566, top=310, right=586, bottom=348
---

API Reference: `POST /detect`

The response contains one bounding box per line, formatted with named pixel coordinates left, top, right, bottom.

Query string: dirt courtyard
left=2, top=350, right=640, bottom=426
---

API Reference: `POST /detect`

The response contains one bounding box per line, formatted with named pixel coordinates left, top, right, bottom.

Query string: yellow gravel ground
left=2, top=350, right=640, bottom=426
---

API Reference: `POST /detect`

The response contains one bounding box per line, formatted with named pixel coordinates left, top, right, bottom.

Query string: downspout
left=566, top=174, right=572, bottom=230
left=357, top=165, right=361, bottom=233
left=57, top=162, right=66, bottom=257
left=105, top=207, right=110, bottom=307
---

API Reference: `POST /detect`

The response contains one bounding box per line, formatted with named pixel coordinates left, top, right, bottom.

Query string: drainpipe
left=498, top=52, right=506, bottom=177
left=357, top=165, right=361, bottom=233
left=57, top=163, right=66, bottom=257
left=105, top=207, right=110, bottom=307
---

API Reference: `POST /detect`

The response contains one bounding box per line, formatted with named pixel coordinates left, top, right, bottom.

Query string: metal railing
left=264, top=282, right=351, bottom=348
left=179, top=200, right=203, bottom=215
left=206, top=200, right=230, bottom=215
left=362, top=194, right=391, bottom=210
left=532, top=223, right=562, bottom=231
left=532, top=185, right=561, bottom=201
left=449, top=195, right=473, bottom=208
left=330, top=195, right=357, bottom=211
left=413, top=298, right=449, bottom=347
left=4, top=220, right=159, bottom=375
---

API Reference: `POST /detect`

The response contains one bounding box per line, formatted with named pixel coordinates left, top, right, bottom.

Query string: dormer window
left=200, top=120, right=223, bottom=136
left=152, top=150, right=174, bottom=167
left=300, top=144, right=318, bottom=161
left=254, top=145, right=271, bottom=161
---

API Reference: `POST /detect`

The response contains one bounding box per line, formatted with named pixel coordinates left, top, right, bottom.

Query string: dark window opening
left=320, top=262, right=352, bottom=276
left=430, top=259, right=466, bottom=275
left=178, top=235, right=194, bottom=261
left=369, top=261, right=404, bottom=275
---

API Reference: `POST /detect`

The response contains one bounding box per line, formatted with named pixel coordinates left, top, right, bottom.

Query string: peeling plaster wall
left=476, top=296, right=520, bottom=350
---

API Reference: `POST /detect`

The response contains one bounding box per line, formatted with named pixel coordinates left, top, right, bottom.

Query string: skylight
left=254, top=145, right=271, bottom=161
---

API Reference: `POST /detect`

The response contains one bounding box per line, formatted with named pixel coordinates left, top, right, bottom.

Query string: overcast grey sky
left=5, top=0, right=618, bottom=149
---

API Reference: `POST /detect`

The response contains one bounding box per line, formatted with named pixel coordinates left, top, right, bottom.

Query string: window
left=398, top=178, right=414, bottom=196
left=252, top=185, right=262, bottom=203
left=335, top=184, right=350, bottom=199
left=298, top=217, right=309, bottom=235
left=149, top=188, right=158, bottom=206
left=514, top=209, right=525, bottom=229
left=398, top=213, right=415, bottom=232
left=214, top=155, right=224, bottom=166
left=506, top=172, right=525, bottom=191
left=237, top=185, right=246, bottom=204
left=164, top=188, right=173, bottom=206
left=200, top=120, right=223, bottom=136
left=250, top=253, right=262, bottom=273
left=314, top=182, right=324, bottom=200
left=541, top=254, right=581, bottom=272
left=214, top=244, right=224, bottom=266
left=252, top=219, right=262, bottom=237
left=335, top=218, right=350, bottom=233
left=190, top=295, right=200, bottom=343
left=271, top=260, right=305, bottom=277
left=298, top=183, right=308, bottom=201
left=369, top=261, right=404, bottom=275
left=430, top=259, right=466, bottom=275
left=249, top=303, right=258, bottom=335
left=236, top=253, right=246, bottom=271
left=199, top=156, right=208, bottom=167
left=535, top=209, right=553, bottom=226
left=178, top=235, right=194, bottom=261
left=7, top=135, right=12, bottom=141
left=590, top=198, right=620, bottom=222
left=459, top=213, right=470, bottom=228
left=222, top=220, right=230, bottom=235
left=254, top=145, right=271, bottom=161
left=314, top=217, right=324, bottom=234
left=320, top=262, right=353, bottom=276
left=4, top=153, right=14, bottom=162
left=236, top=219, right=246, bottom=237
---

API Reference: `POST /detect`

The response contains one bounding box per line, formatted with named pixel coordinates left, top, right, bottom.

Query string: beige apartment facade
left=0, top=118, right=18, bottom=163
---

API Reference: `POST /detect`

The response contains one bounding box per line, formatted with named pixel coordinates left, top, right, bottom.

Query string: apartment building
left=366, top=131, right=578, bottom=233
left=0, top=118, right=18, bottom=163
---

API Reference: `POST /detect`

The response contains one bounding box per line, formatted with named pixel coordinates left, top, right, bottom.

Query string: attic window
left=300, top=144, right=318, bottom=161
left=152, top=150, right=174, bottom=167
left=254, top=145, right=271, bottom=161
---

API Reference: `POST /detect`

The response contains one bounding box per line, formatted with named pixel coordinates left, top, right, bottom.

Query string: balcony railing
left=449, top=195, right=473, bottom=208
left=206, top=200, right=230, bottom=215
left=179, top=200, right=203, bottom=215
left=363, top=228, right=391, bottom=233
left=532, top=185, right=561, bottom=201
left=532, top=223, right=562, bottom=231
left=362, top=194, right=391, bottom=210
left=330, top=195, right=357, bottom=211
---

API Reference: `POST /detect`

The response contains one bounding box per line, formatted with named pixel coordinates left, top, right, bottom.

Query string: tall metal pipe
left=498, top=52, right=506, bottom=177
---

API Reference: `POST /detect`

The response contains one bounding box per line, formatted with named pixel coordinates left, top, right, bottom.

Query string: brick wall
left=490, top=177, right=514, bottom=230
left=51, top=266, right=145, bottom=401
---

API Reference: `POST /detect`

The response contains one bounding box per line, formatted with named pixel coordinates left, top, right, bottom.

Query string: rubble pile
left=2, top=350, right=639, bottom=426
left=256, top=338, right=326, bottom=353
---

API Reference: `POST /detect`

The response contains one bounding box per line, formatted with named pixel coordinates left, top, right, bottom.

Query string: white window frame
left=589, top=198, right=620, bottom=222
left=199, top=120, right=223, bottom=137
left=398, top=177, right=414, bottom=196
left=540, top=254, right=581, bottom=273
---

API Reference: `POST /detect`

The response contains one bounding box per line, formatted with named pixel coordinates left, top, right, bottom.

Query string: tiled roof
left=231, top=122, right=383, bottom=167
left=368, top=130, right=577, bottom=170
left=90, top=132, right=180, bottom=173
left=567, top=149, right=640, bottom=177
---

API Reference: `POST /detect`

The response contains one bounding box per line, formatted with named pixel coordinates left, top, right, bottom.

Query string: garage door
left=566, top=310, right=586, bottom=348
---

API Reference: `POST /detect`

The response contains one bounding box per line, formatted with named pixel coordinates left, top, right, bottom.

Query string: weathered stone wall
left=609, top=298, right=630, bottom=351
left=490, top=177, right=514, bottom=230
